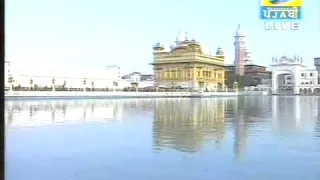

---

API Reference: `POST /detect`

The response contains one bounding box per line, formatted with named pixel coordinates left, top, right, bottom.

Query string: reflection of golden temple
left=151, top=33, right=226, bottom=91
left=152, top=98, right=228, bottom=152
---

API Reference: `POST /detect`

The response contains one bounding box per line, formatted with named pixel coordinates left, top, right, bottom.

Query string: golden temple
left=150, top=32, right=226, bottom=90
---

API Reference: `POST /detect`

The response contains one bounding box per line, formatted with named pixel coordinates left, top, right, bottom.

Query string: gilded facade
left=150, top=33, right=226, bottom=90
left=152, top=98, right=227, bottom=152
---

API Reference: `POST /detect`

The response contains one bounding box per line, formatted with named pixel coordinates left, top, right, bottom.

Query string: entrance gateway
left=271, top=56, right=320, bottom=95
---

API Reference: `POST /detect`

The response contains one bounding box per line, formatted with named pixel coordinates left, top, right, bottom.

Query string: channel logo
left=260, top=0, right=303, bottom=7
left=260, top=0, right=303, bottom=30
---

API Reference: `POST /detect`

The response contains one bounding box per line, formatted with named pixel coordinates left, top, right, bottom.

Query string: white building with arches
left=271, top=56, right=320, bottom=95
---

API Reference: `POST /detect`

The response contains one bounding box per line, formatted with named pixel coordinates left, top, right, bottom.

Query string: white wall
left=130, top=74, right=142, bottom=82
left=5, top=62, right=123, bottom=89
left=300, top=70, right=318, bottom=85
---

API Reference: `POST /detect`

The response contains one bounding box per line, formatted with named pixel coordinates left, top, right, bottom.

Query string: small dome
left=155, top=41, right=161, bottom=47
left=216, top=47, right=224, bottom=56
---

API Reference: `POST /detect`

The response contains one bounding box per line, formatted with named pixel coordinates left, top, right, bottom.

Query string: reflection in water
left=5, top=99, right=156, bottom=126
left=7, top=97, right=318, bottom=156
left=152, top=98, right=229, bottom=153
left=151, top=96, right=320, bottom=159
left=6, top=97, right=320, bottom=180
left=315, top=99, right=320, bottom=139
left=233, top=98, right=246, bottom=160
left=272, top=96, right=318, bottom=131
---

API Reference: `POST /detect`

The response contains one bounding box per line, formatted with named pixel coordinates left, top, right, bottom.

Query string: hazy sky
left=6, top=0, right=320, bottom=74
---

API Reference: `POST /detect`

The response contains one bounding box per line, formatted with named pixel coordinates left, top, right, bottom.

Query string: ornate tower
left=234, top=24, right=247, bottom=76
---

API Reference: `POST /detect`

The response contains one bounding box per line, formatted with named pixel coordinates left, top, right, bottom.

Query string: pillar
left=293, top=73, right=299, bottom=95
left=293, top=86, right=299, bottom=94
left=192, top=67, right=197, bottom=89
left=233, top=82, right=238, bottom=92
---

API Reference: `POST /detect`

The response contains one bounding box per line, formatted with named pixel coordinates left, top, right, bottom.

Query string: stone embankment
left=5, top=91, right=268, bottom=99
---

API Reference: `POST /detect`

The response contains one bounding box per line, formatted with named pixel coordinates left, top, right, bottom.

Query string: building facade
left=271, top=56, right=320, bottom=94
left=105, top=65, right=122, bottom=81
left=5, top=61, right=125, bottom=91
left=150, top=32, right=226, bottom=91
left=122, top=72, right=155, bottom=88
left=314, top=57, right=320, bottom=83
left=225, top=64, right=272, bottom=87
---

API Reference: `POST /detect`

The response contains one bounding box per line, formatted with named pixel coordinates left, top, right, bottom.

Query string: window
left=302, top=82, right=304, bottom=84
left=310, top=81, right=313, bottom=84
left=301, top=73, right=304, bottom=77
left=310, top=73, right=313, bottom=76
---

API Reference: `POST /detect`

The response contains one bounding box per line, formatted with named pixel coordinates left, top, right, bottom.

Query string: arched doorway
left=275, top=72, right=294, bottom=94
left=314, top=88, right=320, bottom=95
left=299, top=88, right=303, bottom=94
left=300, top=88, right=309, bottom=95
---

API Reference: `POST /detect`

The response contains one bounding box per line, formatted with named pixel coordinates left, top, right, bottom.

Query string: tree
left=227, top=75, right=262, bottom=89
left=131, top=82, right=139, bottom=92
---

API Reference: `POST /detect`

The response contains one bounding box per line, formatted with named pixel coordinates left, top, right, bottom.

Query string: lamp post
left=52, top=78, right=55, bottom=91
left=83, top=79, right=87, bottom=91
left=91, top=81, right=94, bottom=91
left=113, top=81, right=118, bottom=92
left=30, top=78, right=33, bottom=91
left=8, top=76, right=13, bottom=91
left=63, top=80, right=66, bottom=91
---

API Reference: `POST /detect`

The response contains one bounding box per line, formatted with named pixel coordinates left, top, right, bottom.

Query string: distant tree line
left=226, top=75, right=262, bottom=89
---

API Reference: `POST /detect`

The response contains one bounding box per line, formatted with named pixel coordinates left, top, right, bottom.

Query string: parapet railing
left=4, top=88, right=238, bottom=93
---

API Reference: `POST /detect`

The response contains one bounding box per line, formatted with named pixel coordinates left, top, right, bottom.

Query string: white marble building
left=5, top=61, right=126, bottom=90
left=122, top=72, right=155, bottom=88
left=271, top=56, right=320, bottom=94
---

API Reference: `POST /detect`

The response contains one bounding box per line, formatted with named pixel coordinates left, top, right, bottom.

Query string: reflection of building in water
left=272, top=96, right=318, bottom=132
left=5, top=100, right=126, bottom=127
left=314, top=98, right=320, bottom=138
left=152, top=98, right=227, bottom=153
left=232, top=98, right=247, bottom=160
left=231, top=96, right=272, bottom=160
